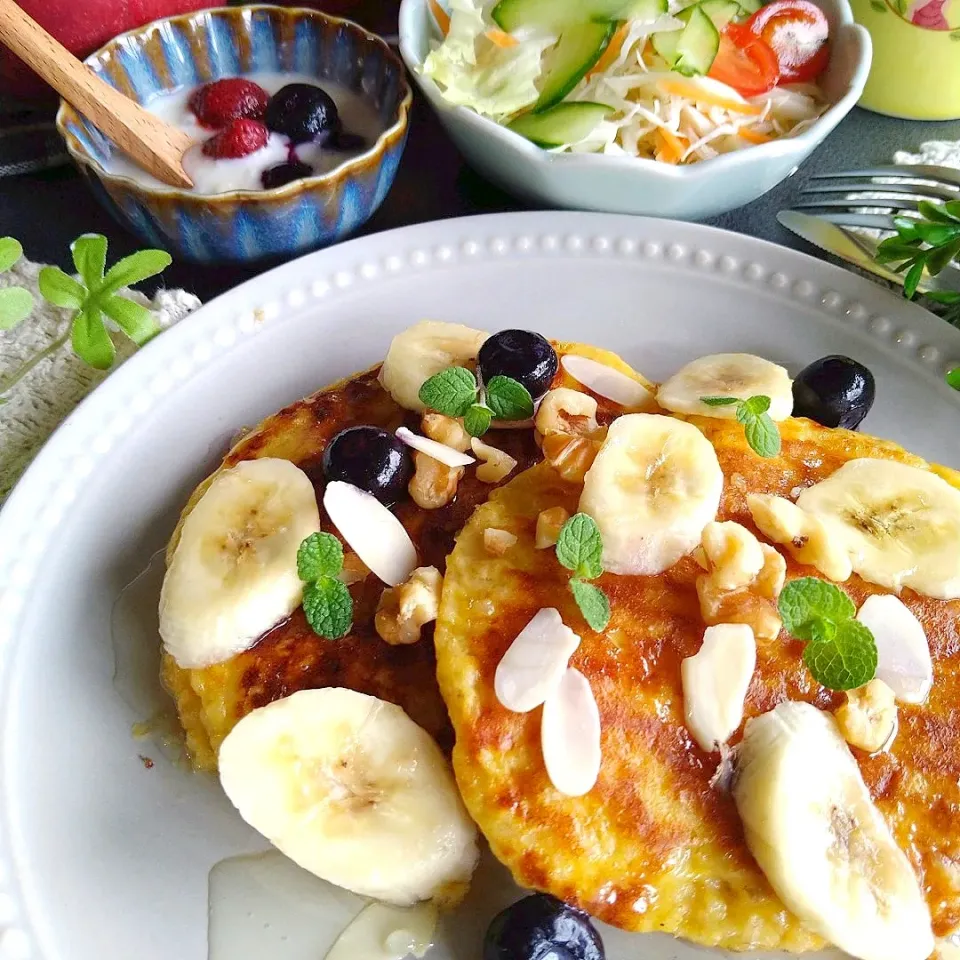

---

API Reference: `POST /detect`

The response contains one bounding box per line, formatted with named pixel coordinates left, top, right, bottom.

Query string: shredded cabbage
left=421, top=0, right=554, bottom=120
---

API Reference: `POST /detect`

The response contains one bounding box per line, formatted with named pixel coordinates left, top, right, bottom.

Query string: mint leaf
left=418, top=367, right=477, bottom=417
left=38, top=266, right=86, bottom=310
left=738, top=395, right=771, bottom=419
left=778, top=577, right=856, bottom=639
left=485, top=375, right=534, bottom=421
left=0, top=287, right=33, bottom=330
left=71, top=234, right=107, bottom=289
left=464, top=403, right=492, bottom=437
left=948, top=367, right=960, bottom=391
left=803, top=619, right=877, bottom=691
left=70, top=305, right=115, bottom=370
left=0, top=237, right=23, bottom=274
left=556, top=513, right=603, bottom=580
left=700, top=395, right=740, bottom=407
left=571, top=578, right=610, bottom=632
left=302, top=576, right=353, bottom=640
left=744, top=413, right=781, bottom=458
left=99, top=249, right=172, bottom=297
left=297, top=532, right=344, bottom=582
left=100, top=295, right=160, bottom=346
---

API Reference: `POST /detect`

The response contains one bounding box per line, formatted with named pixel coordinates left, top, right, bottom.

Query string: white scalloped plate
left=1, top=212, right=958, bottom=960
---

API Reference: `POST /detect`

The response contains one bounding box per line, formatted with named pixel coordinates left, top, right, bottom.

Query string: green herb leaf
left=418, top=366, right=477, bottom=417
left=570, top=578, right=610, bottom=632
left=485, top=375, right=534, bottom=421
left=37, top=266, right=86, bottom=310
left=297, top=532, right=344, bottom=582
left=947, top=367, right=960, bottom=391
left=926, top=236, right=960, bottom=276
left=738, top=394, right=771, bottom=419
left=302, top=576, right=353, bottom=640
left=463, top=403, right=492, bottom=437
left=556, top=513, right=603, bottom=580
left=70, top=305, right=115, bottom=370
left=71, top=234, right=108, bottom=289
left=918, top=199, right=960, bottom=225
left=100, top=295, right=160, bottom=346
left=778, top=577, right=856, bottom=641
left=99, top=249, right=173, bottom=297
left=803, top=619, right=878, bottom=691
left=0, top=237, right=23, bottom=274
left=904, top=261, right=925, bottom=299
left=0, top=287, right=33, bottom=330
left=699, top=395, right=740, bottom=407
left=744, top=412, right=781, bottom=458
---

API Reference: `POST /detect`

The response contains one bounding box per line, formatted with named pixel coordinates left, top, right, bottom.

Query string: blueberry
left=484, top=894, right=604, bottom=960
left=260, top=160, right=314, bottom=189
left=264, top=83, right=340, bottom=145
left=792, top=355, right=876, bottom=430
left=477, top=330, right=559, bottom=400
left=321, top=426, right=413, bottom=505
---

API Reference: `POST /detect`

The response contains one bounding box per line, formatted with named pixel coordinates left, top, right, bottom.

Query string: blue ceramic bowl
left=56, top=5, right=411, bottom=264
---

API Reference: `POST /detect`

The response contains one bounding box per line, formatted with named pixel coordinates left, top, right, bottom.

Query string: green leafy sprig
left=700, top=394, right=781, bottom=458
left=297, top=532, right=353, bottom=640
left=555, top=513, right=610, bottom=632
left=778, top=577, right=877, bottom=691
left=38, top=235, right=171, bottom=370
left=418, top=366, right=534, bottom=438
left=875, top=200, right=960, bottom=336
left=0, top=238, right=33, bottom=331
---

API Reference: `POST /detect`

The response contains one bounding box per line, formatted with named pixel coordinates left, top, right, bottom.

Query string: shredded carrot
left=737, top=126, right=773, bottom=144
left=485, top=27, right=519, bottom=47
left=658, top=78, right=763, bottom=116
left=656, top=127, right=687, bottom=163
left=587, top=22, right=630, bottom=78
left=428, top=0, right=450, bottom=36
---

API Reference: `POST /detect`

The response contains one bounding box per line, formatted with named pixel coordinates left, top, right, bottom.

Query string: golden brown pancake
left=162, top=343, right=654, bottom=771
left=436, top=415, right=960, bottom=952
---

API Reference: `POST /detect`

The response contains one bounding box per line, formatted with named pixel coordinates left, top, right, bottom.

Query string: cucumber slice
left=652, top=5, right=719, bottom=75
left=493, top=0, right=664, bottom=30
left=605, top=0, right=669, bottom=21
left=699, top=0, right=742, bottom=30
left=535, top=21, right=615, bottom=111
left=508, top=102, right=614, bottom=147
left=736, top=0, right=765, bottom=14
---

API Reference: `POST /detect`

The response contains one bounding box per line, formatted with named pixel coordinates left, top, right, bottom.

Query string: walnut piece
left=484, top=528, right=518, bottom=556
left=834, top=679, right=898, bottom=753
left=375, top=566, right=443, bottom=646
left=409, top=450, right=463, bottom=509
left=747, top=493, right=853, bottom=583
left=697, top=521, right=786, bottom=641
left=422, top=413, right=471, bottom=452
left=536, top=506, right=571, bottom=549
left=471, top=437, right=518, bottom=484
left=535, top=387, right=600, bottom=438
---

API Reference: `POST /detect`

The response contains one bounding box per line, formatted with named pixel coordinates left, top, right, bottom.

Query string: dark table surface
left=1, top=94, right=958, bottom=304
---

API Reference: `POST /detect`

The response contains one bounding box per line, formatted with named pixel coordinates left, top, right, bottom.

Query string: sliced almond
left=396, top=427, right=475, bottom=468
left=323, top=481, right=418, bottom=587
left=494, top=608, right=581, bottom=713
left=681, top=624, right=756, bottom=752
left=560, top=354, right=655, bottom=409
left=856, top=595, right=933, bottom=705
left=541, top=667, right=601, bottom=797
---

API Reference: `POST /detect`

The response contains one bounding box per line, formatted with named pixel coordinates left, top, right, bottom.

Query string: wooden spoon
left=0, top=0, right=194, bottom=188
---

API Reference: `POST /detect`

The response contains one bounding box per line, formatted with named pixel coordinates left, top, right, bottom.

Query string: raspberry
left=201, top=119, right=269, bottom=160
left=189, top=78, right=269, bottom=129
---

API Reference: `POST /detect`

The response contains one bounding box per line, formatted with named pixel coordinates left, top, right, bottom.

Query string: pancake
left=161, top=342, right=653, bottom=771
left=436, top=414, right=960, bottom=952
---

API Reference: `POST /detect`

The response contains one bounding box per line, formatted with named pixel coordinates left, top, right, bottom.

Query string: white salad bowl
left=398, top=0, right=872, bottom=220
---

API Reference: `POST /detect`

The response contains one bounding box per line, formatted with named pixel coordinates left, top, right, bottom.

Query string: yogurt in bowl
left=106, top=72, right=385, bottom=194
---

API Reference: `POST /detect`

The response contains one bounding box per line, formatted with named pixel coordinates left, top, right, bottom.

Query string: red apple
left=1, top=0, right=215, bottom=101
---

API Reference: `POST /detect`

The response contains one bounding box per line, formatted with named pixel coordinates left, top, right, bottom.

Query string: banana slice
left=733, top=701, right=934, bottom=960
left=159, top=458, right=320, bottom=669
left=380, top=321, right=488, bottom=412
left=219, top=688, right=479, bottom=907
left=579, top=414, right=724, bottom=575
left=657, top=353, right=794, bottom=421
left=796, top=458, right=960, bottom=600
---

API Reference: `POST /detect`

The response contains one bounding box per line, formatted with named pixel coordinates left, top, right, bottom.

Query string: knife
left=777, top=210, right=960, bottom=295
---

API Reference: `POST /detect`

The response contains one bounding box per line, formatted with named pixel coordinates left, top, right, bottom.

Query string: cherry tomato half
left=746, top=0, right=830, bottom=84
left=707, top=24, right=780, bottom=98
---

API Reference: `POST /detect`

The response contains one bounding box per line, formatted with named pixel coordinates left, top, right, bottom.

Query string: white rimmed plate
left=0, top=212, right=958, bottom=960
